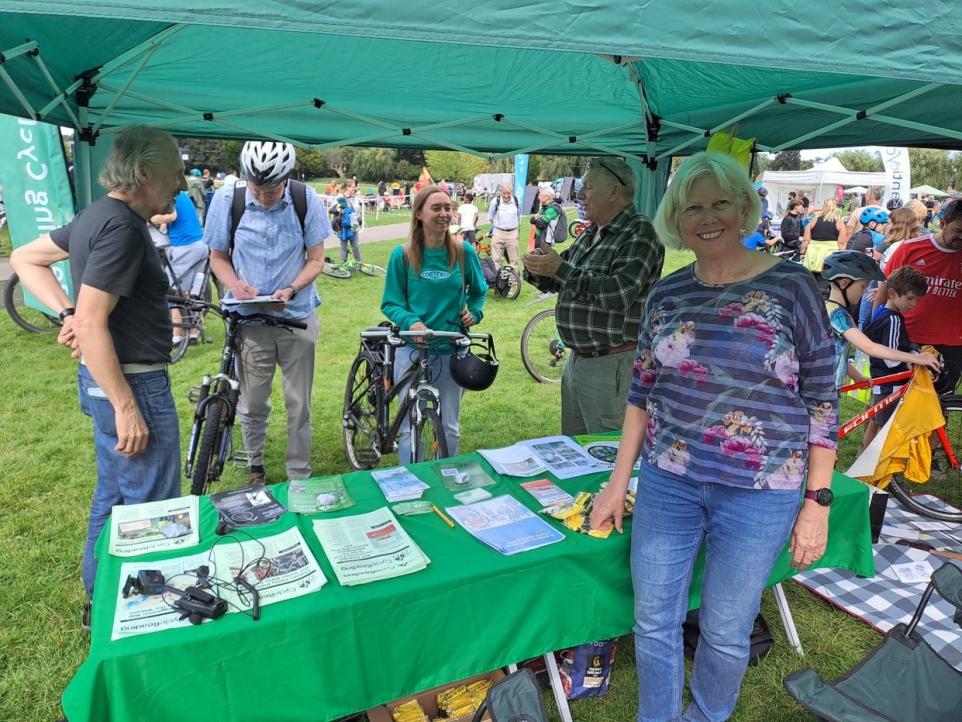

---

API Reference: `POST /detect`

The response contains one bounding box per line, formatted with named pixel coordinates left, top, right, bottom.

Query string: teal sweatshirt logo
left=421, top=270, right=451, bottom=281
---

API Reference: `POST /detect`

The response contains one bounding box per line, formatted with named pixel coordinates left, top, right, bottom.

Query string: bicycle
left=520, top=292, right=567, bottom=383
left=321, top=256, right=386, bottom=279
left=184, top=302, right=307, bottom=495
left=839, top=369, right=962, bottom=522
left=342, top=325, right=495, bottom=470
left=159, top=251, right=219, bottom=363
left=4, top=272, right=63, bottom=333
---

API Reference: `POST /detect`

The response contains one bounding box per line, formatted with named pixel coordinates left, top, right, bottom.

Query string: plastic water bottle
left=189, top=271, right=206, bottom=297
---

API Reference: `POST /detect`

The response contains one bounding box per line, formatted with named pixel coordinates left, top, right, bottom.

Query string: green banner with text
left=0, top=114, right=75, bottom=313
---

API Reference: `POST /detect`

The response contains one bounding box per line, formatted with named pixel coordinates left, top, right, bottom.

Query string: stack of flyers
left=445, top=495, right=565, bottom=555
left=520, top=479, right=574, bottom=508
left=477, top=445, right=547, bottom=478
left=371, top=467, right=430, bottom=502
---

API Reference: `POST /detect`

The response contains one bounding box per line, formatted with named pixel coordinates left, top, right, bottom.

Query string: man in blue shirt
left=205, top=141, right=331, bottom=483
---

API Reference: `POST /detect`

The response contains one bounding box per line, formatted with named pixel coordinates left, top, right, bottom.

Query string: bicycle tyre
left=887, top=401, right=962, bottom=523
left=358, top=263, right=387, bottom=277
left=322, top=263, right=352, bottom=279
left=412, top=407, right=449, bottom=463
left=4, top=273, right=62, bottom=333
left=190, top=398, right=228, bottom=496
left=521, top=308, right=566, bottom=384
left=169, top=319, right=191, bottom=364
left=343, top=352, right=383, bottom=470
left=495, top=267, right=521, bottom=300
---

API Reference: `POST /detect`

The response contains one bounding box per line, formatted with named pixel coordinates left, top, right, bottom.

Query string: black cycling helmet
left=450, top=336, right=499, bottom=391
left=886, top=197, right=904, bottom=211
left=822, top=251, right=885, bottom=282
left=756, top=186, right=768, bottom=197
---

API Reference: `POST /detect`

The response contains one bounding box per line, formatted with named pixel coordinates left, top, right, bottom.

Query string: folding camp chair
left=784, top=562, right=962, bottom=721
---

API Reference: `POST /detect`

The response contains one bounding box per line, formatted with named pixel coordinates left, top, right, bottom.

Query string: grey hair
left=99, top=126, right=180, bottom=194
left=653, top=151, right=760, bottom=250
left=588, top=157, right=636, bottom=200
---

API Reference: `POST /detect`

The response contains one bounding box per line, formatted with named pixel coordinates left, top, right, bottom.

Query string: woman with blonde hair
left=590, top=151, right=837, bottom=722
left=380, top=184, right=488, bottom=463
left=878, top=205, right=925, bottom=269
left=802, top=197, right=849, bottom=273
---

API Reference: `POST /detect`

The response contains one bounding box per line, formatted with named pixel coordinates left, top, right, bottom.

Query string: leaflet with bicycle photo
left=210, top=484, right=286, bottom=527
left=111, top=551, right=211, bottom=640
left=108, top=495, right=200, bottom=557
left=214, top=526, right=326, bottom=611
left=312, top=507, right=430, bottom=586
left=445, top=494, right=565, bottom=555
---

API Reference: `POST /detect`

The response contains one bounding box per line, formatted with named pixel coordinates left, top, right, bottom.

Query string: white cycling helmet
left=240, top=141, right=296, bottom=186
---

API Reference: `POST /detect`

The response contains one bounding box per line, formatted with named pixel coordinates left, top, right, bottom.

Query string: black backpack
left=550, top=202, right=568, bottom=244
left=228, top=179, right=308, bottom=255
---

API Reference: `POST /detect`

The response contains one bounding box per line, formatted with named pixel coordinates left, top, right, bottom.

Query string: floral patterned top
left=627, top=261, right=838, bottom=490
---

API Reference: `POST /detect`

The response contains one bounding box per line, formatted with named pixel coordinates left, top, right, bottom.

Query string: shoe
left=82, top=601, right=91, bottom=632
left=246, top=469, right=267, bottom=485
left=172, top=335, right=184, bottom=345
left=188, top=336, right=199, bottom=346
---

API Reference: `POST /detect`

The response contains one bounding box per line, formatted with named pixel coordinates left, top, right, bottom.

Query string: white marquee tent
left=761, top=158, right=887, bottom=216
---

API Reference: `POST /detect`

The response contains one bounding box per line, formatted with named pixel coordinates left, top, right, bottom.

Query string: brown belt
left=573, top=341, right=636, bottom=359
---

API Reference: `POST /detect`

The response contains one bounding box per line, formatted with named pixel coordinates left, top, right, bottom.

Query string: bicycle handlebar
left=165, top=298, right=308, bottom=330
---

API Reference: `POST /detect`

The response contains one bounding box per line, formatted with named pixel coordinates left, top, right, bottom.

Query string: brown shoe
left=245, top=469, right=267, bottom=485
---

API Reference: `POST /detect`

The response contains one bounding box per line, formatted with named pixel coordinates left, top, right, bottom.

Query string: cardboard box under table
left=62, top=451, right=873, bottom=722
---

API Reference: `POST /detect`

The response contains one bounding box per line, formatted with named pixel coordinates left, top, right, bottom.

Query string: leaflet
left=371, top=467, right=430, bottom=502
left=521, top=436, right=608, bottom=479
left=579, top=437, right=641, bottom=472
left=478, top=445, right=547, bottom=478
left=111, top=551, right=210, bottom=640
left=445, top=495, right=565, bottom=555
left=109, top=495, right=200, bottom=557
left=312, top=507, right=430, bottom=586
left=209, top=484, right=286, bottom=527
left=111, top=528, right=325, bottom=640
left=215, top=526, right=327, bottom=611
left=220, top=295, right=281, bottom=306
left=520, top=479, right=574, bottom=508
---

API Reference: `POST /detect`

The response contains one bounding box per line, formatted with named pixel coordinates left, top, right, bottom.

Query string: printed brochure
left=109, top=495, right=200, bottom=556
left=445, top=494, right=565, bottom=555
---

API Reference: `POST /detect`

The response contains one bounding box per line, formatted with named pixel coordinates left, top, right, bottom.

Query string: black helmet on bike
left=822, top=251, right=885, bottom=282
left=450, top=336, right=499, bottom=391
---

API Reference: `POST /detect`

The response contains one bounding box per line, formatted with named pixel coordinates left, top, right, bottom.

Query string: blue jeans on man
left=78, top=365, right=181, bottom=596
left=630, top=462, right=802, bottom=722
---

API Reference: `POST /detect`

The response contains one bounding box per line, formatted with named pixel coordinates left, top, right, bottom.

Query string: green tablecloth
left=62, top=454, right=874, bottom=722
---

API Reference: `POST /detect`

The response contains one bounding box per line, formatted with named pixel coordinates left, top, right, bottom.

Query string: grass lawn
left=0, top=240, right=882, bottom=722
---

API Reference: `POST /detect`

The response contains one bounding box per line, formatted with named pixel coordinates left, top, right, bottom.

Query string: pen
left=431, top=504, right=455, bottom=528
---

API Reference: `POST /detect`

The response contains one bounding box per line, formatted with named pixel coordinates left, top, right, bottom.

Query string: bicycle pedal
left=230, top=449, right=250, bottom=468
left=187, top=386, right=202, bottom=403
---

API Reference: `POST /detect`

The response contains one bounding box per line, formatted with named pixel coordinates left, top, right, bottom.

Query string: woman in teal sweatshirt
left=381, top=185, right=488, bottom=463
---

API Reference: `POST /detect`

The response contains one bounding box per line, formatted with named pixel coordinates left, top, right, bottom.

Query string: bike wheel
left=343, top=353, right=383, bottom=470
left=190, top=398, right=228, bottom=496
left=520, top=308, right=567, bottom=383
left=4, top=273, right=61, bottom=333
left=169, top=322, right=191, bottom=364
left=358, top=263, right=387, bottom=277
left=413, top=408, right=449, bottom=463
left=887, top=400, right=962, bottom=523
left=495, top=266, right=521, bottom=300
left=322, top=263, right=352, bottom=279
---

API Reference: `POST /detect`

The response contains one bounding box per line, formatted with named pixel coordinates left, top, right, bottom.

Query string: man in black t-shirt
left=10, top=126, right=187, bottom=625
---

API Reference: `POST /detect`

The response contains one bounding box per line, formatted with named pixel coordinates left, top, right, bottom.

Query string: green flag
left=0, top=114, right=75, bottom=309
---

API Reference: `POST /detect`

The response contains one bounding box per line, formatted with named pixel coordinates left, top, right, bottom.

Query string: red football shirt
left=884, top=235, right=962, bottom=345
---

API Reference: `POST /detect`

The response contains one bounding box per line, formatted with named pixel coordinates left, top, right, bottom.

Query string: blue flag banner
left=513, top=154, right=529, bottom=209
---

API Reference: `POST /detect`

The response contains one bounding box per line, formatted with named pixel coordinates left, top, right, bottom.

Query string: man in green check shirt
left=524, top=158, right=664, bottom=435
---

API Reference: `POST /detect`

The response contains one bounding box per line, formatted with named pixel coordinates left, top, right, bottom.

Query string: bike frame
left=838, top=369, right=960, bottom=470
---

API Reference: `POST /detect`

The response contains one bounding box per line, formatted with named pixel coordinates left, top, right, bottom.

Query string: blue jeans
left=630, top=462, right=802, bottom=722
left=393, top=347, right=463, bottom=464
left=78, top=366, right=182, bottom=596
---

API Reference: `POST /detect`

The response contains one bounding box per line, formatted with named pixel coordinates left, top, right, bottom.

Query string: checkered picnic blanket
left=795, top=495, right=962, bottom=670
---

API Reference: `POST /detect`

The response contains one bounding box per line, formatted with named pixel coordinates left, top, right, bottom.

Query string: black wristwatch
left=804, top=488, right=834, bottom=507
left=59, top=307, right=76, bottom=322
left=285, top=285, right=298, bottom=298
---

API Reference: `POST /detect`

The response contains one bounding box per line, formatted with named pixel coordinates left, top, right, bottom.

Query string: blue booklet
left=445, top=495, right=565, bottom=555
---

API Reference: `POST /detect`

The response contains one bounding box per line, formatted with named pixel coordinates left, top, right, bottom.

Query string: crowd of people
left=11, top=125, right=962, bottom=721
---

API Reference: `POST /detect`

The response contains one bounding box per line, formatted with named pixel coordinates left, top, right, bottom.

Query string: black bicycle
left=184, top=302, right=307, bottom=495
left=158, top=251, right=221, bottom=363
left=342, top=325, right=495, bottom=470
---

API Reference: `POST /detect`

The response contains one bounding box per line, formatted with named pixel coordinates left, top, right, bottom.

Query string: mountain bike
left=321, top=256, right=386, bottom=279
left=184, top=302, right=307, bottom=495
left=520, top=293, right=567, bottom=383
left=839, top=369, right=962, bottom=522
left=342, top=325, right=494, bottom=469
left=4, top=272, right=63, bottom=333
